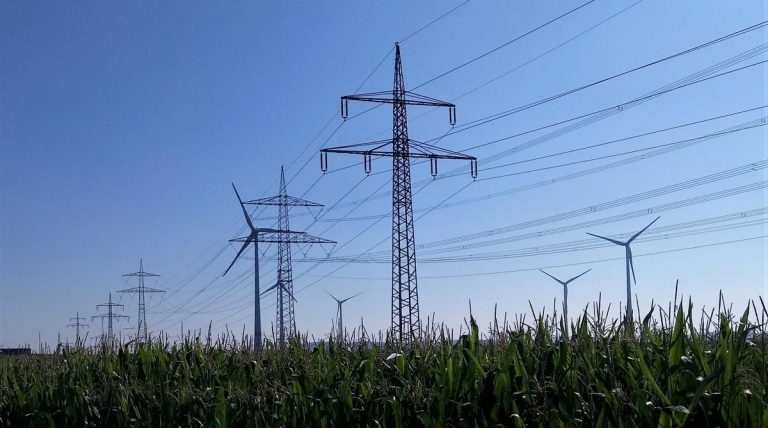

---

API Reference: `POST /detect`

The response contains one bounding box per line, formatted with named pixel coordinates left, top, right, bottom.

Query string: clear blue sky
left=1, top=1, right=766, bottom=347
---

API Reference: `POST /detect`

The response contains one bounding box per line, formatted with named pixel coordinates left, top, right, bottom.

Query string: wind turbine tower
left=326, top=291, right=361, bottom=342
left=586, top=216, right=660, bottom=323
left=320, top=43, right=477, bottom=343
left=539, top=269, right=591, bottom=337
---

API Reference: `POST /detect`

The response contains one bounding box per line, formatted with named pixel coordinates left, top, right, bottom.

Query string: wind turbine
left=326, top=291, right=361, bottom=342
left=586, top=216, right=660, bottom=323
left=539, top=269, right=591, bottom=338
left=224, top=183, right=279, bottom=351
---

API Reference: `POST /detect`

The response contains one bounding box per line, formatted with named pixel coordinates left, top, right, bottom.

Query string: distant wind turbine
left=586, top=216, right=660, bottom=323
left=539, top=268, right=591, bottom=337
left=326, top=291, right=361, bottom=342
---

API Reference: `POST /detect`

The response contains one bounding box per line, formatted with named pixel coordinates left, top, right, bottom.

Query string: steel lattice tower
left=67, top=312, right=88, bottom=347
left=225, top=170, right=334, bottom=347
left=275, top=168, right=296, bottom=341
left=118, top=259, right=164, bottom=344
left=91, top=293, right=128, bottom=347
left=321, top=43, right=477, bottom=343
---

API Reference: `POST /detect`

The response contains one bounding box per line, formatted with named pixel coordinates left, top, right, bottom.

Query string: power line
left=319, top=116, right=767, bottom=223
left=412, top=0, right=596, bottom=90
left=398, top=0, right=472, bottom=44
left=444, top=20, right=768, bottom=132
left=416, top=181, right=768, bottom=255
left=421, top=235, right=768, bottom=279
left=298, top=211, right=766, bottom=263
left=307, top=235, right=768, bottom=280
left=476, top=123, right=766, bottom=181
left=311, top=53, right=768, bottom=215
left=478, top=105, right=768, bottom=171
left=313, top=179, right=767, bottom=261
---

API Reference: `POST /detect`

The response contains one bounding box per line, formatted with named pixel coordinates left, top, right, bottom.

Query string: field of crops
left=1, top=296, right=766, bottom=427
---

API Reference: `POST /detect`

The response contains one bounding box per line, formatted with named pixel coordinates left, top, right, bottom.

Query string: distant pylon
left=91, top=293, right=129, bottom=347
left=67, top=312, right=88, bottom=347
left=320, top=43, right=477, bottom=343
left=118, top=259, right=164, bottom=344
left=224, top=179, right=334, bottom=349
left=245, top=167, right=330, bottom=344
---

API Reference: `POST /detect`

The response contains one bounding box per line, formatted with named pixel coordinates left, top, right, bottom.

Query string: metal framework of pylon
left=320, top=43, right=477, bottom=343
left=91, top=293, right=128, bottom=347
left=67, top=312, right=88, bottom=347
left=118, top=259, right=164, bottom=344
left=224, top=172, right=334, bottom=348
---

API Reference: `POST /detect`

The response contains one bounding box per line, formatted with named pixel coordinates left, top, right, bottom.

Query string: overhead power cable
left=314, top=53, right=768, bottom=214
left=304, top=235, right=767, bottom=281
left=297, top=210, right=766, bottom=263
left=444, top=20, right=768, bottom=133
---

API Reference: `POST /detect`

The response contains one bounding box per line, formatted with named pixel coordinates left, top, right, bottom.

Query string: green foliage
left=1, top=297, right=766, bottom=427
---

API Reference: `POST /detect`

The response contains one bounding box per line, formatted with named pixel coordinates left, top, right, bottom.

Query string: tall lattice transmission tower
left=91, top=293, right=129, bottom=347
left=245, top=167, right=330, bottom=343
left=320, top=43, right=477, bottom=343
left=225, top=169, right=334, bottom=348
left=118, top=259, right=164, bottom=344
left=67, top=312, right=88, bottom=347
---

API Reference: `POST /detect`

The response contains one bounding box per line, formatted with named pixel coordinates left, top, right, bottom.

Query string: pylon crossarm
left=321, top=139, right=392, bottom=152
left=408, top=141, right=476, bottom=160
left=256, top=231, right=336, bottom=245
left=122, top=271, right=159, bottom=277
left=118, top=287, right=166, bottom=293
left=244, top=195, right=323, bottom=207
left=97, top=303, right=124, bottom=309
left=341, top=92, right=454, bottom=108
left=323, top=140, right=475, bottom=160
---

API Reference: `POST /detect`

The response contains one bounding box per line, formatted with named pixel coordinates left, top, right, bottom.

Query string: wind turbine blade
left=628, top=247, right=637, bottom=284
left=232, top=183, right=256, bottom=231
left=340, top=292, right=362, bottom=304
left=566, top=268, right=592, bottom=284
left=223, top=237, right=253, bottom=276
left=629, top=216, right=661, bottom=243
left=539, top=269, right=564, bottom=285
left=586, top=232, right=626, bottom=246
left=284, top=284, right=298, bottom=302
left=260, top=283, right=279, bottom=296
left=325, top=290, right=341, bottom=303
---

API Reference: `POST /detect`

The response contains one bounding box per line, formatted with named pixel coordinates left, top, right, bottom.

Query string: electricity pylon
left=326, top=291, right=361, bottom=342
left=225, top=180, right=334, bottom=349
left=320, top=43, right=477, bottom=343
left=245, top=167, right=327, bottom=344
left=67, top=312, right=88, bottom=347
left=587, top=216, right=660, bottom=323
left=118, top=259, right=164, bottom=344
left=91, top=293, right=128, bottom=347
left=539, top=269, right=591, bottom=338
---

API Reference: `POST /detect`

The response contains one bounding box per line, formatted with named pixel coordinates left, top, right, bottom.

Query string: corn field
left=1, top=295, right=766, bottom=427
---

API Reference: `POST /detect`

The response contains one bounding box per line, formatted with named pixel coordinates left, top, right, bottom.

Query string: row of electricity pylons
left=223, top=43, right=662, bottom=350
left=223, top=43, right=660, bottom=350
left=223, top=43, right=479, bottom=350
left=70, top=43, right=658, bottom=351
left=64, top=259, right=162, bottom=349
